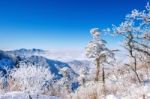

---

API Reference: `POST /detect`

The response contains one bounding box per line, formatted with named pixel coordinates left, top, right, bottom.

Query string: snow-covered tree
left=85, top=28, right=114, bottom=82
left=50, top=67, right=73, bottom=97
left=78, top=68, right=88, bottom=86
left=9, top=63, right=53, bottom=94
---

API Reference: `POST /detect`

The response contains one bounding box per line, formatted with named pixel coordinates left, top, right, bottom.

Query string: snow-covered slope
left=0, top=50, right=16, bottom=68
left=0, top=49, right=92, bottom=98
left=0, top=48, right=90, bottom=81
left=21, top=55, right=78, bottom=79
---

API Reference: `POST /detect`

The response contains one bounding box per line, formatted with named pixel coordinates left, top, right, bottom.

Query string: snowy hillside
left=0, top=49, right=92, bottom=99
left=0, top=48, right=90, bottom=73
left=0, top=50, right=16, bottom=68
left=0, top=91, right=60, bottom=99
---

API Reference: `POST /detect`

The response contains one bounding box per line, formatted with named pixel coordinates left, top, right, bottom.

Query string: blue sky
left=0, top=0, right=148, bottom=50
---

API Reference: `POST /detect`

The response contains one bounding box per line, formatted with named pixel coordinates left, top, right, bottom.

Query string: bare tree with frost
left=108, top=3, right=150, bottom=98
left=112, top=2, right=150, bottom=84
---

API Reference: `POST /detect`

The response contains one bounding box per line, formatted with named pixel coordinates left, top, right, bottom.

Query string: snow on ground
left=0, top=91, right=61, bottom=99
left=106, top=95, right=119, bottom=99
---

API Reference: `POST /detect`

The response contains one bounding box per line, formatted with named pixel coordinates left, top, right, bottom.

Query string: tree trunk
left=143, top=94, right=145, bottom=99
left=102, top=66, right=106, bottom=97
left=29, top=95, right=32, bottom=99
left=127, top=32, right=141, bottom=84
left=95, top=58, right=100, bottom=81
left=102, top=66, right=105, bottom=84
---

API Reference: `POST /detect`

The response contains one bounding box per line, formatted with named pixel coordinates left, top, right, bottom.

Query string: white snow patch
left=106, top=95, right=119, bottom=99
